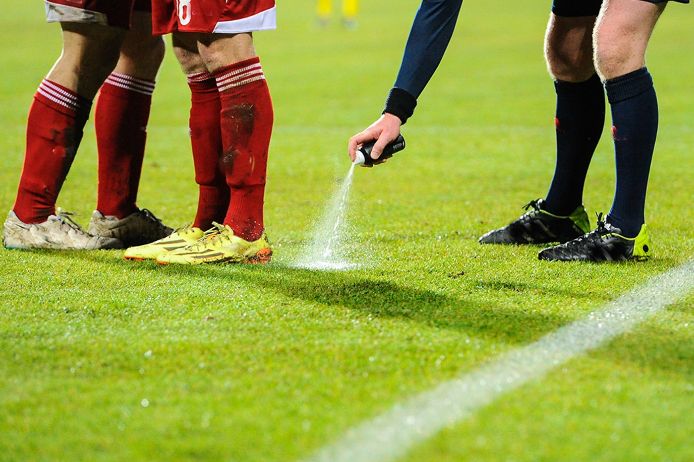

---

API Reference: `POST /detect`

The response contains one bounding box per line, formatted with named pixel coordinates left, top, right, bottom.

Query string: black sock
left=604, top=68, right=658, bottom=238
left=544, top=74, right=605, bottom=216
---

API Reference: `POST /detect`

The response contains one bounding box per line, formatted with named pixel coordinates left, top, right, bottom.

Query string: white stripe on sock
left=105, top=73, right=155, bottom=95
left=215, top=63, right=263, bottom=87
left=37, top=87, right=74, bottom=109
left=41, top=80, right=79, bottom=107
left=187, top=71, right=215, bottom=83
left=217, top=74, right=266, bottom=92
left=38, top=81, right=79, bottom=110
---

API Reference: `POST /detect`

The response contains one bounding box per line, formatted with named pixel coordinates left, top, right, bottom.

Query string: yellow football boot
left=124, top=225, right=204, bottom=261
left=156, top=223, right=272, bottom=265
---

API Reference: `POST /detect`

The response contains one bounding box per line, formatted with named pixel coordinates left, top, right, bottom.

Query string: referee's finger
left=370, top=132, right=393, bottom=160
left=348, top=131, right=375, bottom=160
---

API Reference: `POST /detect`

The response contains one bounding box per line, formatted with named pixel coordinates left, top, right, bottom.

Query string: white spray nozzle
left=353, top=150, right=366, bottom=166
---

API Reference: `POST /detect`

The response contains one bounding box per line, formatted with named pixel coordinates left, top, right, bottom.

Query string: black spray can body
left=354, top=134, right=406, bottom=167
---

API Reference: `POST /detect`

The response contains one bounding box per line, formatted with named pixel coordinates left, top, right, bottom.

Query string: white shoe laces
left=55, top=209, right=87, bottom=234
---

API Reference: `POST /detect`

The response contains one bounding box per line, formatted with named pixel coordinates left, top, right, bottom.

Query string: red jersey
left=152, top=0, right=276, bottom=35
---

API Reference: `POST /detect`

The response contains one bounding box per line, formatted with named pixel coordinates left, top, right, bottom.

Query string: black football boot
left=479, top=199, right=590, bottom=245
left=538, top=214, right=652, bottom=262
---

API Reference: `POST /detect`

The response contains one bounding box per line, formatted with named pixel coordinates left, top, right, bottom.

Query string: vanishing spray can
left=354, top=134, right=406, bottom=167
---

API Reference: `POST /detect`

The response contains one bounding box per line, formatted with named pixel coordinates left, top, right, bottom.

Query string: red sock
left=188, top=71, right=229, bottom=230
left=13, top=79, right=91, bottom=223
left=94, top=73, right=155, bottom=218
left=214, top=57, right=273, bottom=241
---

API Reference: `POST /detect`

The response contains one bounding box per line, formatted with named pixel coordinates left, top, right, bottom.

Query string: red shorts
left=152, top=0, right=276, bottom=35
left=44, top=0, right=151, bottom=29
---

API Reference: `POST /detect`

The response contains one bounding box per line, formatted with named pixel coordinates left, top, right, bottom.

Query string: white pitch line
left=304, top=261, right=694, bottom=462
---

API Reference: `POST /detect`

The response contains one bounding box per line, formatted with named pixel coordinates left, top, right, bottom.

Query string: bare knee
left=546, top=41, right=595, bottom=82
left=174, top=45, right=206, bottom=75
left=172, top=33, right=207, bottom=75
left=593, top=24, right=644, bottom=80
left=593, top=0, right=664, bottom=80
left=114, top=12, right=165, bottom=79
left=544, top=14, right=596, bottom=82
left=115, top=37, right=165, bottom=79
left=197, top=33, right=256, bottom=73
left=51, top=23, right=125, bottom=98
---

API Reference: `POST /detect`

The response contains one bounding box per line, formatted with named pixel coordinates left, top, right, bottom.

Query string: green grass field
left=1, top=1, right=693, bottom=461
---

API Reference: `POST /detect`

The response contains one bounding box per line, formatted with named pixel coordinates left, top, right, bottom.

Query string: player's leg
left=539, top=0, right=667, bottom=261
left=15, top=23, right=124, bottom=222
left=158, top=32, right=273, bottom=265
left=123, top=32, right=229, bottom=261
left=201, top=33, right=272, bottom=240
left=543, top=11, right=604, bottom=216
left=478, top=1, right=601, bottom=246
left=95, top=9, right=164, bottom=219
left=596, top=0, right=664, bottom=238
left=89, top=7, right=173, bottom=247
left=5, top=21, right=125, bottom=250
left=174, top=32, right=231, bottom=233
left=317, top=0, right=333, bottom=25
left=342, top=0, right=359, bottom=28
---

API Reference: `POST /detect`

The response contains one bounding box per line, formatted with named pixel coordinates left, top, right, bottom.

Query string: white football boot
left=3, top=210, right=122, bottom=250
left=88, top=208, right=173, bottom=247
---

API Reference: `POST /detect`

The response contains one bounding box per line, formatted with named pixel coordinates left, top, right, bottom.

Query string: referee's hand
left=348, top=113, right=402, bottom=163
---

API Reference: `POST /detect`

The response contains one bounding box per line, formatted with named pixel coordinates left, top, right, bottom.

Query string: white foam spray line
left=294, top=164, right=358, bottom=270
left=303, top=261, right=694, bottom=462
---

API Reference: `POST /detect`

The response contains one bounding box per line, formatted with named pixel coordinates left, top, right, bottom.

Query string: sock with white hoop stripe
left=13, top=79, right=91, bottom=223
left=94, top=73, right=156, bottom=218
left=214, top=57, right=266, bottom=93
left=214, top=57, right=273, bottom=241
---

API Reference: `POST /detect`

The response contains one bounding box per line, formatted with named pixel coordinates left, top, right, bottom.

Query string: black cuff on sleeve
left=383, top=87, right=417, bottom=124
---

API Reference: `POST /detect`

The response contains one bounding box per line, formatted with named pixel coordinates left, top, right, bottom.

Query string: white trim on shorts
left=212, top=6, right=277, bottom=34
left=44, top=1, right=108, bottom=25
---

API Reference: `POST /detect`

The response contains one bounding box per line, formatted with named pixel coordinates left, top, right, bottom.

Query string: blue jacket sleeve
left=384, top=0, right=464, bottom=123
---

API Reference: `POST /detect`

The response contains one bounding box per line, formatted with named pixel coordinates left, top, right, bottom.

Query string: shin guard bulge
left=214, top=57, right=273, bottom=241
